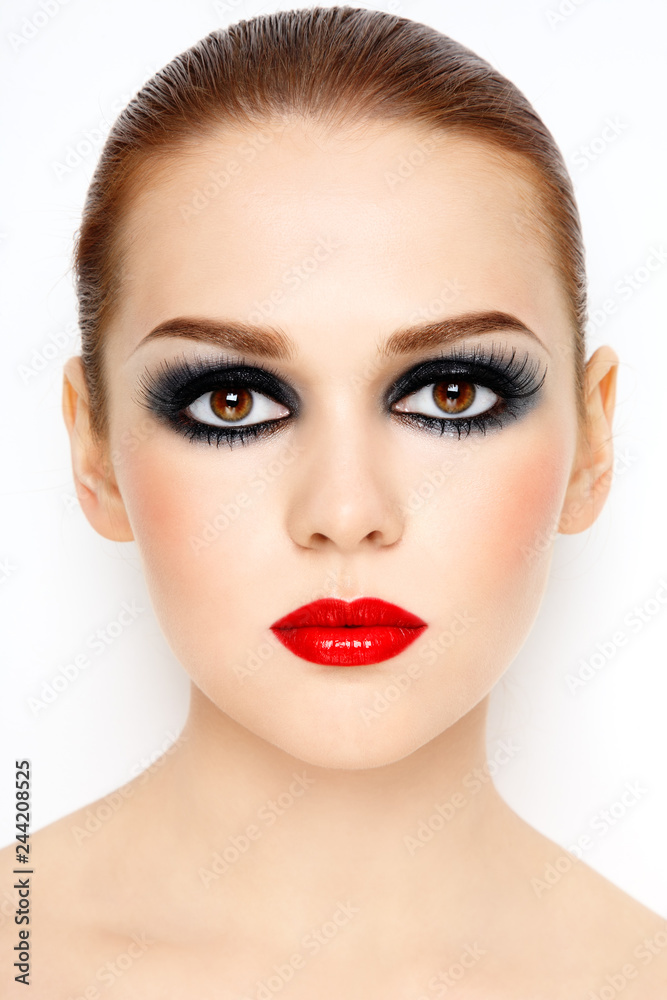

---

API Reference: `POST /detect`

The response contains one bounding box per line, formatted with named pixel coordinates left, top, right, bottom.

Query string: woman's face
left=97, top=122, right=581, bottom=768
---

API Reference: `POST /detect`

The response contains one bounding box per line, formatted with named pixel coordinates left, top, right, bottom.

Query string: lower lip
left=270, top=624, right=426, bottom=666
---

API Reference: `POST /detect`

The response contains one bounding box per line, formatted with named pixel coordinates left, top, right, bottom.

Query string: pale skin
left=2, top=121, right=666, bottom=998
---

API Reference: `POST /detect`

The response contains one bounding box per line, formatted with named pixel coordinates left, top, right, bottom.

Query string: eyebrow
left=133, top=309, right=548, bottom=362
left=379, top=310, right=548, bottom=358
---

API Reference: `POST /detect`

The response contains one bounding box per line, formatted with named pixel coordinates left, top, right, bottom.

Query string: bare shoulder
left=565, top=858, right=667, bottom=998
left=509, top=814, right=667, bottom=998
left=0, top=777, right=155, bottom=999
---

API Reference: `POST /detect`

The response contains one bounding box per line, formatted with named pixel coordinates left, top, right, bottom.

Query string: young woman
left=3, top=6, right=666, bottom=998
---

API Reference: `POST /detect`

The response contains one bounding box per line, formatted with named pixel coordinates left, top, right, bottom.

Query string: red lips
left=270, top=597, right=427, bottom=666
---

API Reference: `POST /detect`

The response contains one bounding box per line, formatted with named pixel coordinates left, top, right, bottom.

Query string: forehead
left=108, top=121, right=572, bottom=364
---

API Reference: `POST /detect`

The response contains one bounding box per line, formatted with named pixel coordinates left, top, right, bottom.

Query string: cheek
left=457, top=433, right=572, bottom=626
left=114, top=441, right=263, bottom=611
left=411, top=426, right=573, bottom=640
left=399, top=431, right=573, bottom=730
left=491, top=445, right=569, bottom=574
left=117, top=449, right=197, bottom=572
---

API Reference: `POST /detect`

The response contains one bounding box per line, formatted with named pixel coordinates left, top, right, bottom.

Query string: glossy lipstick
left=270, top=597, right=428, bottom=666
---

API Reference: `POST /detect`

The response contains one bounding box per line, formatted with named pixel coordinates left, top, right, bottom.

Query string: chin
left=224, top=692, right=474, bottom=772
left=263, top=732, right=432, bottom=772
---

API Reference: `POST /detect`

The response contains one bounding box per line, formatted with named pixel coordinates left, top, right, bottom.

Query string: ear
left=559, top=344, right=619, bottom=535
left=62, top=356, right=134, bottom=542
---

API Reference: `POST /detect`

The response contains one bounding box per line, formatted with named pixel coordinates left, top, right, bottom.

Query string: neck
left=144, top=684, right=522, bottom=953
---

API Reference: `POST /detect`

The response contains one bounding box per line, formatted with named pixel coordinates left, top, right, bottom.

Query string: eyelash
left=134, top=343, right=547, bottom=448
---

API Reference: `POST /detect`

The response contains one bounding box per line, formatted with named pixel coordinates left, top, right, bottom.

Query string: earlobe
left=558, top=345, right=619, bottom=536
left=62, top=356, right=134, bottom=542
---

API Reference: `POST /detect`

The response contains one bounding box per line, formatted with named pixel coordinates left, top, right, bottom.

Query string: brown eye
left=185, top=387, right=290, bottom=428
left=393, top=379, right=499, bottom=421
left=433, top=381, right=475, bottom=415
left=209, top=387, right=253, bottom=422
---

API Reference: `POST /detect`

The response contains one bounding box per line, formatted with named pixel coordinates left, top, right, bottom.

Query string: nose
left=285, top=414, right=405, bottom=553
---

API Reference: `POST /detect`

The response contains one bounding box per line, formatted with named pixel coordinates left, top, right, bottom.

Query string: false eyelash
left=385, top=341, right=546, bottom=405
left=133, top=352, right=301, bottom=448
left=134, top=341, right=547, bottom=448
left=164, top=416, right=285, bottom=449
left=384, top=341, right=547, bottom=439
left=390, top=407, right=518, bottom=440
left=135, top=353, right=295, bottom=414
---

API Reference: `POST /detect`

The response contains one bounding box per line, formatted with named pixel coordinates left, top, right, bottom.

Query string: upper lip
left=270, top=597, right=427, bottom=630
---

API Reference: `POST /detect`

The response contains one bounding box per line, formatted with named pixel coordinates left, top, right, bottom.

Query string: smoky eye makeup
left=384, top=341, right=547, bottom=439
left=134, top=340, right=547, bottom=448
left=134, top=354, right=301, bottom=447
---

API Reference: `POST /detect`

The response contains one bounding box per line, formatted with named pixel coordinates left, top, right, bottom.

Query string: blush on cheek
left=114, top=444, right=214, bottom=585
left=437, top=438, right=574, bottom=673
left=490, top=440, right=573, bottom=583
left=431, top=432, right=573, bottom=627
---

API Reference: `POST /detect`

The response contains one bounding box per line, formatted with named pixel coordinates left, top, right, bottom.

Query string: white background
left=1, top=0, right=666, bottom=914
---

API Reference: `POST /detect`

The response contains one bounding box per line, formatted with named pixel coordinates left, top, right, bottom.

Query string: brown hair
left=74, top=5, right=587, bottom=441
